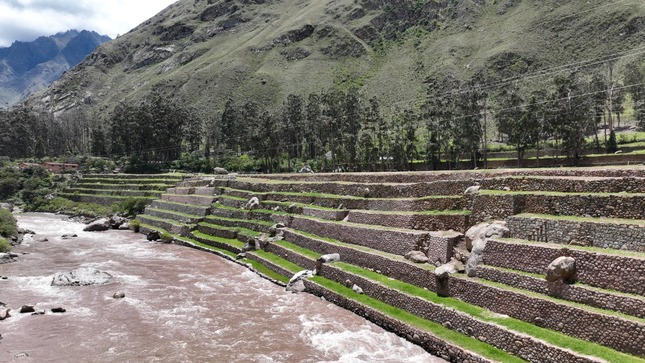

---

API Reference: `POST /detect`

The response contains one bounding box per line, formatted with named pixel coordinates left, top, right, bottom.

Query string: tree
left=623, top=62, right=645, bottom=129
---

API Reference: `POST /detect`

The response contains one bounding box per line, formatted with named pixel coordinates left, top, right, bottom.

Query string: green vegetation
left=0, top=237, right=11, bottom=253
left=159, top=231, right=173, bottom=243
left=0, top=208, right=18, bottom=238
left=129, top=219, right=141, bottom=232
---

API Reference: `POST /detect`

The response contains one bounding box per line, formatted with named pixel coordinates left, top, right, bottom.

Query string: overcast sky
left=0, top=0, right=177, bottom=47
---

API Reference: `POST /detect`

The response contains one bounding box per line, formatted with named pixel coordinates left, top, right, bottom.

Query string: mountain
left=24, top=0, right=645, bottom=117
left=0, top=30, right=111, bottom=107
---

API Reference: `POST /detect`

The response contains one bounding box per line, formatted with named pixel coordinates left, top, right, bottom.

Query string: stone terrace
left=61, top=173, right=185, bottom=205
left=134, top=166, right=645, bottom=363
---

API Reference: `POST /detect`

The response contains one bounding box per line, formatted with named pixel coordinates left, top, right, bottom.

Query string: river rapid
left=0, top=213, right=445, bottom=363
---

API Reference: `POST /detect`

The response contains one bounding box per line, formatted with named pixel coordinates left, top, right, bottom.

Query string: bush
left=129, top=219, right=141, bottom=233
left=0, top=237, right=10, bottom=253
left=0, top=209, right=18, bottom=238
left=117, top=197, right=151, bottom=217
left=607, top=130, right=618, bottom=154
left=159, top=231, right=173, bottom=243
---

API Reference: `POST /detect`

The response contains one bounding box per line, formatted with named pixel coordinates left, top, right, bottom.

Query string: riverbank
left=0, top=213, right=440, bottom=362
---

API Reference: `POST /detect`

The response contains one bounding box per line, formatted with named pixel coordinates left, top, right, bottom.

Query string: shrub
left=0, top=209, right=18, bottom=238
left=0, top=237, right=10, bottom=253
left=129, top=219, right=141, bottom=233
left=606, top=130, right=618, bottom=154
left=159, top=231, right=173, bottom=243
left=117, top=197, right=151, bottom=217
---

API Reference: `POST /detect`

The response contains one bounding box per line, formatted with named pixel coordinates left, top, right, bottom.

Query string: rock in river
left=51, top=267, right=113, bottom=286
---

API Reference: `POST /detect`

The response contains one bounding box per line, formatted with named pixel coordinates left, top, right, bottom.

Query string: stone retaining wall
left=230, top=179, right=474, bottom=198
left=313, top=264, right=601, bottom=363
left=347, top=210, right=470, bottom=232
left=482, top=176, right=645, bottom=193
left=447, top=276, right=645, bottom=356
left=161, top=194, right=216, bottom=206
left=290, top=216, right=430, bottom=256
left=302, top=207, right=348, bottom=221
left=303, top=281, right=494, bottom=363
left=144, top=208, right=201, bottom=224
left=151, top=200, right=210, bottom=216
left=507, top=215, right=645, bottom=252
left=476, top=266, right=645, bottom=318
left=281, top=230, right=432, bottom=288
left=483, top=239, right=645, bottom=295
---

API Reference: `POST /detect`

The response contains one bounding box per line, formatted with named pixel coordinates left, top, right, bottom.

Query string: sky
left=0, top=0, right=177, bottom=47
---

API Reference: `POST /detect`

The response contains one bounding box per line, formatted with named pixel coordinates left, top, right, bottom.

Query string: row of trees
left=1, top=61, right=644, bottom=172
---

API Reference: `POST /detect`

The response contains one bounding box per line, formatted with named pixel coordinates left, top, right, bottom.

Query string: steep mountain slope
left=0, top=30, right=111, bottom=107
left=27, top=0, right=645, bottom=117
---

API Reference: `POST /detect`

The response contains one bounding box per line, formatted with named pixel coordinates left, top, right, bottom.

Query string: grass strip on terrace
left=513, top=213, right=645, bottom=226
left=231, top=243, right=526, bottom=363
left=496, top=237, right=645, bottom=259
left=309, top=277, right=527, bottom=363
left=198, top=222, right=263, bottom=238
left=279, top=232, right=435, bottom=272
left=204, top=215, right=275, bottom=227
left=481, top=264, right=645, bottom=301
left=336, top=263, right=645, bottom=363
left=153, top=200, right=211, bottom=209
left=212, top=203, right=287, bottom=216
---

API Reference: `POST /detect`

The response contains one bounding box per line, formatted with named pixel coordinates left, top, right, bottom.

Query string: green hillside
left=28, top=0, right=645, bottom=115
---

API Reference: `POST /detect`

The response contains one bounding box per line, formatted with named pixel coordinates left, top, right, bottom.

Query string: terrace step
left=507, top=213, right=645, bottom=252
left=64, top=188, right=164, bottom=198
left=143, top=207, right=203, bottom=224
left=476, top=264, right=645, bottom=319
left=209, top=205, right=277, bottom=223
left=474, top=190, right=645, bottom=220
left=482, top=237, right=645, bottom=295
left=481, top=176, right=645, bottom=194
left=229, top=177, right=475, bottom=198
left=266, top=240, right=629, bottom=363
left=69, top=183, right=173, bottom=191
left=150, top=200, right=211, bottom=216
left=195, top=222, right=259, bottom=245
left=160, top=193, right=217, bottom=206
left=201, top=215, right=273, bottom=235
left=289, top=215, right=463, bottom=263
left=220, top=188, right=466, bottom=212
left=278, top=229, right=645, bottom=357
left=345, top=209, right=470, bottom=232
left=80, top=173, right=184, bottom=181
left=136, top=215, right=191, bottom=236
left=59, top=193, right=146, bottom=205
left=165, top=186, right=218, bottom=196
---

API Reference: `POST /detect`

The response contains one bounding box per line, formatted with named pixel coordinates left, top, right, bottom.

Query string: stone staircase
left=134, top=167, right=645, bottom=363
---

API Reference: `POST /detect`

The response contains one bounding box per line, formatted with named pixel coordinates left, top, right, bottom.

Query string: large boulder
left=83, top=218, right=111, bottom=232
left=51, top=267, right=113, bottom=286
left=147, top=231, right=160, bottom=241
left=245, top=197, right=260, bottom=210
left=109, top=215, right=128, bottom=229
left=546, top=256, right=577, bottom=283
left=465, top=221, right=508, bottom=277
left=404, top=250, right=429, bottom=264
left=0, top=308, right=10, bottom=320
left=213, top=167, right=228, bottom=175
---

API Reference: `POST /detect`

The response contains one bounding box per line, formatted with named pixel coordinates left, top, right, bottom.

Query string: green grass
left=310, top=277, right=527, bottom=363
left=204, top=215, right=275, bottom=227
left=336, top=263, right=645, bottom=363
left=145, top=207, right=202, bottom=220
left=198, top=221, right=263, bottom=238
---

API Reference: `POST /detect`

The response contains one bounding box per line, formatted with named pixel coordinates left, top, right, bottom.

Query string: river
left=0, top=213, right=445, bottom=363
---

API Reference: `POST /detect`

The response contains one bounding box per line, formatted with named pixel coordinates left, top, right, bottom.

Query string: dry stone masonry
left=128, top=166, right=645, bottom=362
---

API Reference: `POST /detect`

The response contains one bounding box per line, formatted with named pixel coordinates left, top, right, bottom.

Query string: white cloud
left=0, top=0, right=177, bottom=47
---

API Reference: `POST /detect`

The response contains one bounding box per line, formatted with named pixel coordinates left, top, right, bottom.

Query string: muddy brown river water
left=0, top=213, right=445, bottom=363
